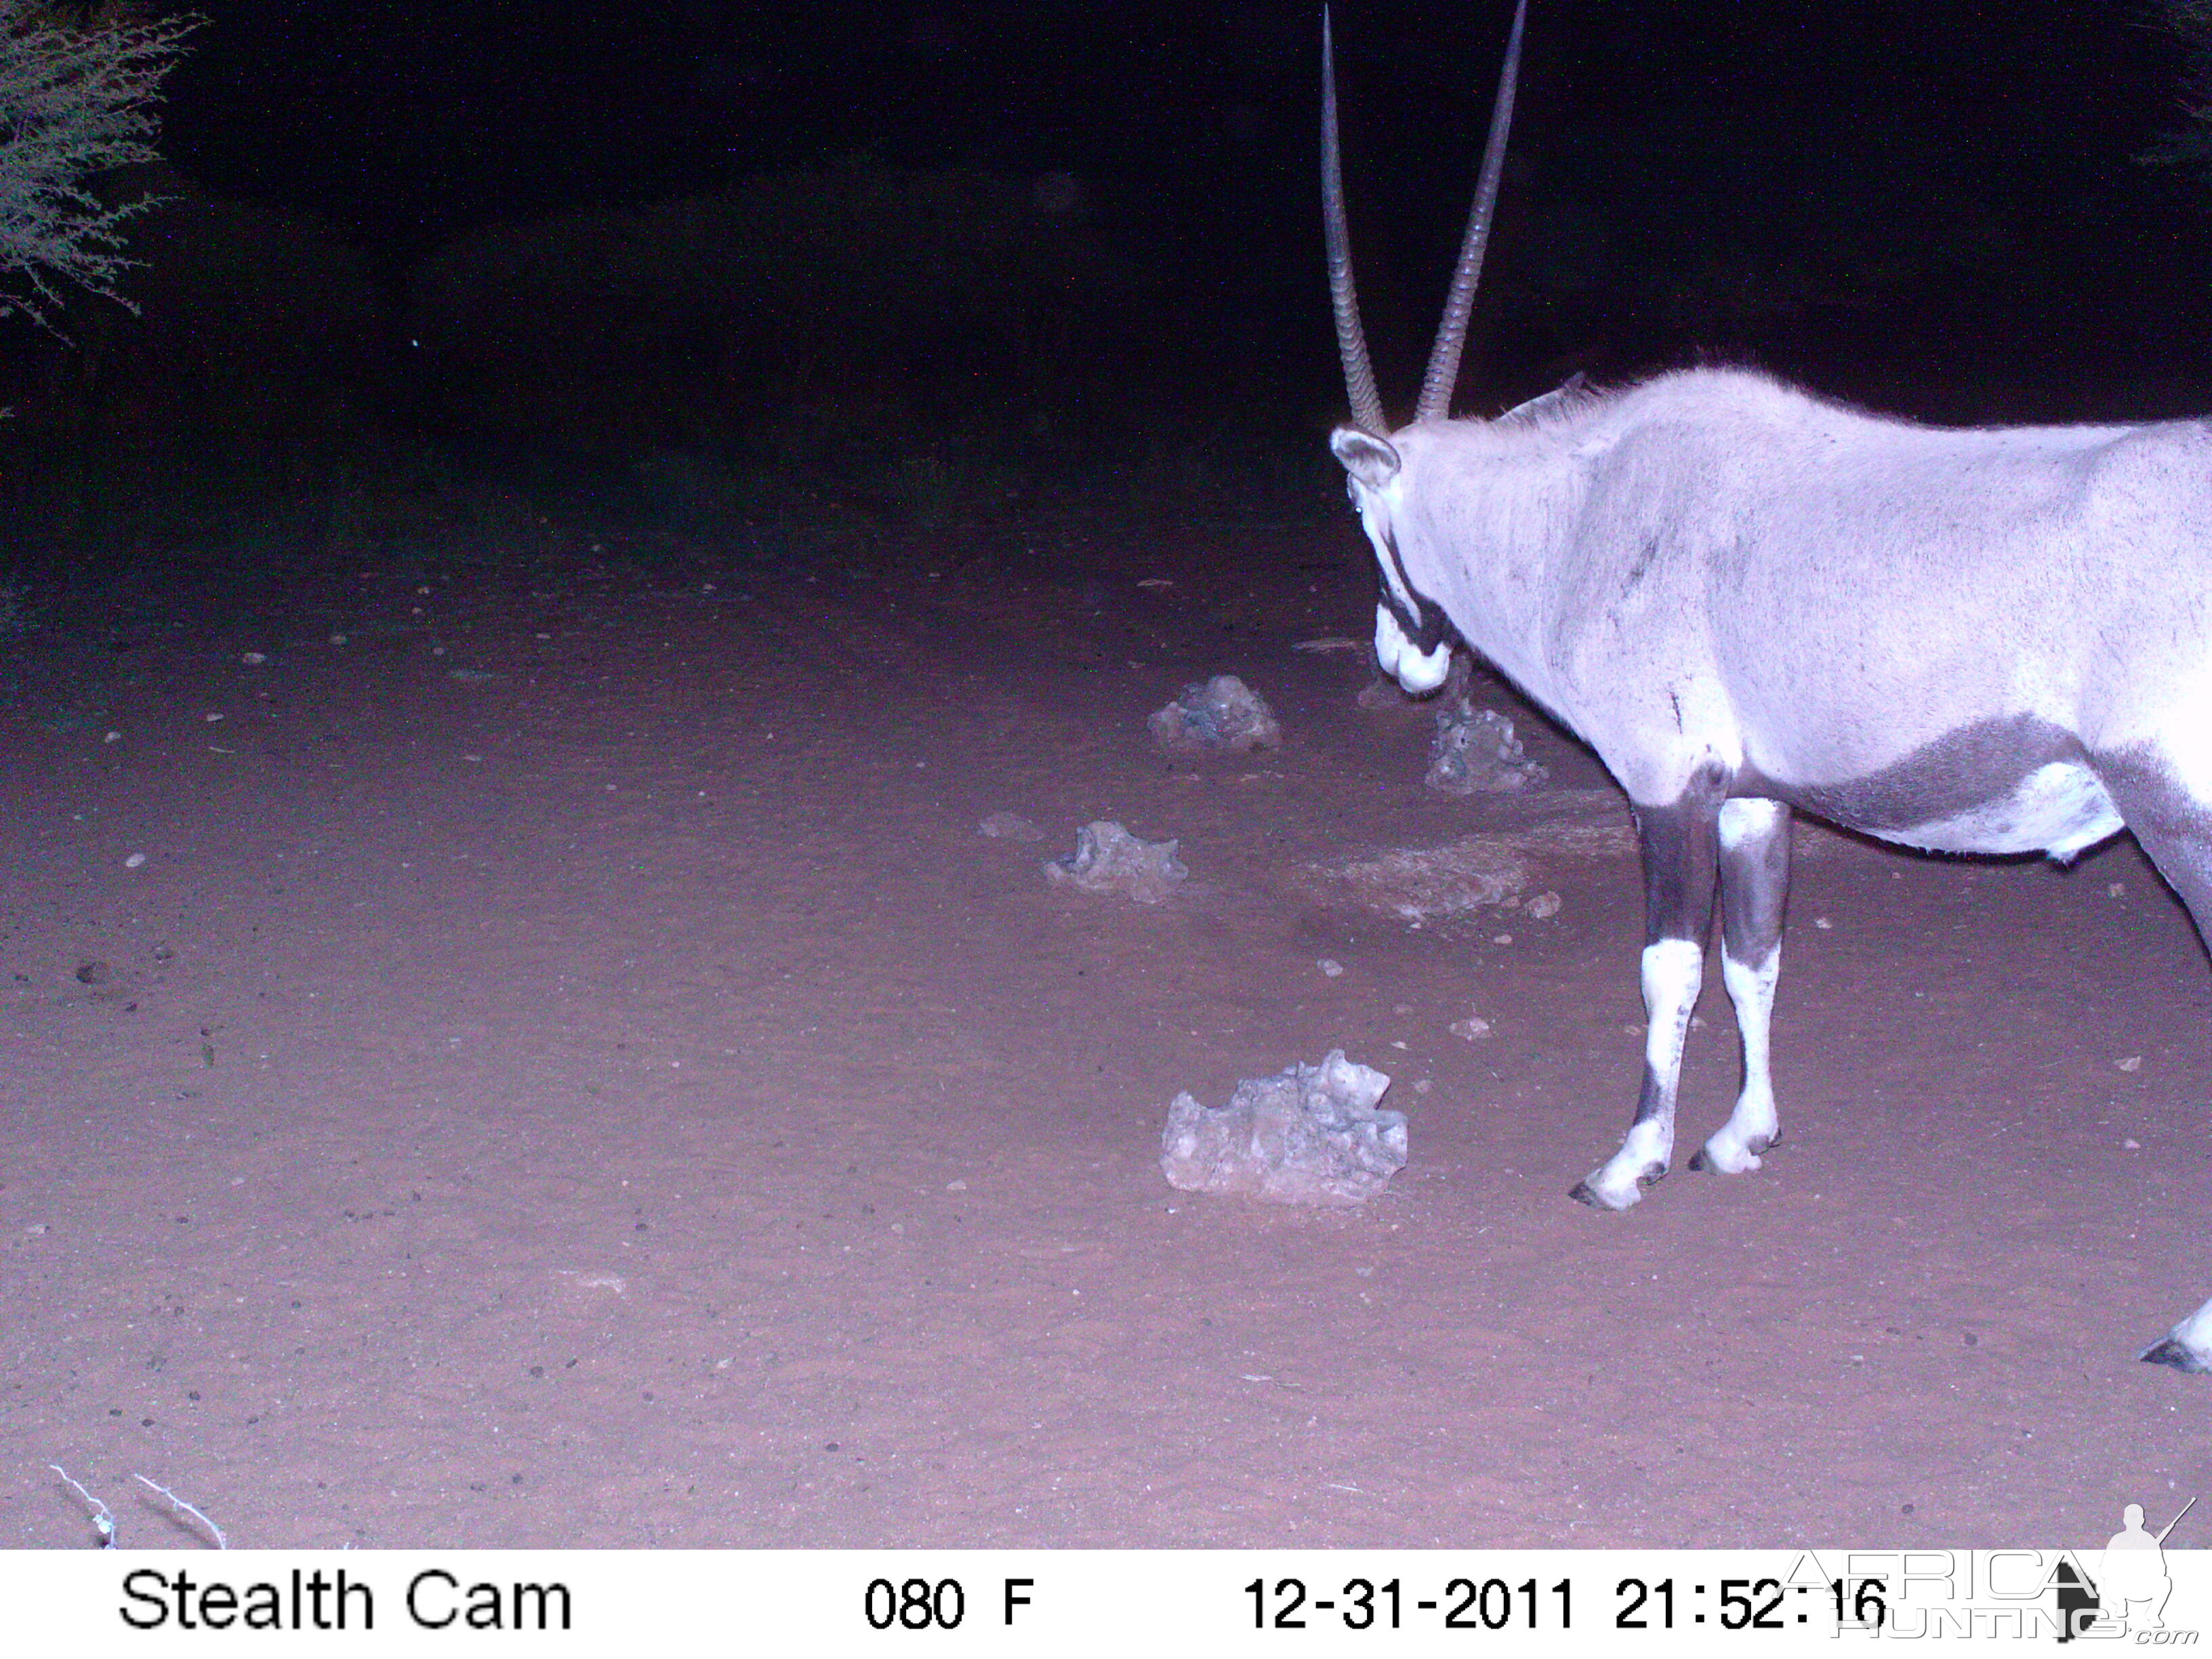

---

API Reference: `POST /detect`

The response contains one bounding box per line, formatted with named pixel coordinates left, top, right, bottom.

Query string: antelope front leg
left=1571, top=790, right=1720, bottom=1211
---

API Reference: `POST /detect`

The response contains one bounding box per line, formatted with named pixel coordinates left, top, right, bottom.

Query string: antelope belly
left=1887, top=760, right=2121, bottom=857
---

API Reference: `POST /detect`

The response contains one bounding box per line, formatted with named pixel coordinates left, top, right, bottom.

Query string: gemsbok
left=1323, top=0, right=2212, bottom=1370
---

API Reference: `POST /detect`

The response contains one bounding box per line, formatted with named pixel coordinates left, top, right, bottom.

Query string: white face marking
left=1355, top=487, right=1417, bottom=616
left=1374, top=605, right=1452, bottom=694
left=1372, top=605, right=1404, bottom=676
left=1891, top=760, right=2122, bottom=857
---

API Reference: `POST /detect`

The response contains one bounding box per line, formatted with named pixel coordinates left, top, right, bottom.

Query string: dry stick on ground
left=134, top=1474, right=227, bottom=1549
left=47, top=1464, right=117, bottom=1549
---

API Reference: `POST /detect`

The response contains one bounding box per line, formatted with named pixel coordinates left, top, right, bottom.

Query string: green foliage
left=0, top=2, right=200, bottom=330
left=2144, top=0, right=2212, bottom=186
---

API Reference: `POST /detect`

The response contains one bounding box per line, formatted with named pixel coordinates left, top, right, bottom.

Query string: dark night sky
left=144, top=2, right=2212, bottom=396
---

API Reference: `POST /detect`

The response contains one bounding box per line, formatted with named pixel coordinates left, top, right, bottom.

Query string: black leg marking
left=1570, top=775, right=1725, bottom=1210
left=1635, top=788, right=1723, bottom=951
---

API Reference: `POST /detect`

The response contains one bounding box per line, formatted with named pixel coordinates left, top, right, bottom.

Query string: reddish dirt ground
left=3, top=517, right=2208, bottom=1550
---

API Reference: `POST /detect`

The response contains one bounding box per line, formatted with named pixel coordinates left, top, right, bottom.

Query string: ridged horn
left=1322, top=7, right=1386, bottom=436
left=1414, top=0, right=1527, bottom=424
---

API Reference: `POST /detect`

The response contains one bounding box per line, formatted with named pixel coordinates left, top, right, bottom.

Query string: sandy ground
left=2, top=514, right=2208, bottom=1551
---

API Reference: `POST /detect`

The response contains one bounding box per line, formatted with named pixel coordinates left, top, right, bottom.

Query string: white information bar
left=4, top=1549, right=2205, bottom=1655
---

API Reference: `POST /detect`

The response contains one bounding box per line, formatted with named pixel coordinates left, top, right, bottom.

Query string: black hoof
left=2140, top=1336, right=2212, bottom=1374
left=1687, top=1149, right=1712, bottom=1172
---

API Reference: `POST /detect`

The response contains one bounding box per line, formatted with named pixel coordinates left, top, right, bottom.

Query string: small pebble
left=2108, top=882, right=2127, bottom=898
left=241, top=651, right=266, bottom=666
left=1814, top=917, right=1833, bottom=930
left=2124, top=1139, right=2143, bottom=1150
left=2117, top=1056, right=2142, bottom=1073
left=329, top=632, right=348, bottom=647
left=1450, top=1016, right=1492, bottom=1041
left=1317, top=959, right=1344, bottom=978
left=1525, top=891, right=1561, bottom=920
left=1492, top=933, right=1513, bottom=945
left=124, top=853, right=146, bottom=869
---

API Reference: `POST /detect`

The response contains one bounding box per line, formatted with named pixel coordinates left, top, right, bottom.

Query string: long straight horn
left=1322, top=7, right=1386, bottom=435
left=1414, top=0, right=1526, bottom=424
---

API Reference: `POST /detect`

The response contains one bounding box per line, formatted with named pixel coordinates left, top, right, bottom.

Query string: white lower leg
left=1702, top=944, right=1780, bottom=1174
left=1578, top=938, right=1703, bottom=1210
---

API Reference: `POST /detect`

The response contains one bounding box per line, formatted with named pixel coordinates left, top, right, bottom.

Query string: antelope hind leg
left=2099, top=756, right=2212, bottom=1372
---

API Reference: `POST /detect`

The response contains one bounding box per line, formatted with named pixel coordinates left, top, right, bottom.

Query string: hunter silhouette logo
left=2057, top=1496, right=2196, bottom=1641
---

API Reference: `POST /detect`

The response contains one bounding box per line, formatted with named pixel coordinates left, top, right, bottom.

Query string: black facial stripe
left=1376, top=529, right=1451, bottom=653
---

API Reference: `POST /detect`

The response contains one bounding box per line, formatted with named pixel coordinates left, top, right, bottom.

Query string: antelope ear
left=1330, top=426, right=1401, bottom=489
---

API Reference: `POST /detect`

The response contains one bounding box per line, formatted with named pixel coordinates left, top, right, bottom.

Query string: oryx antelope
left=1323, top=0, right=2212, bottom=1370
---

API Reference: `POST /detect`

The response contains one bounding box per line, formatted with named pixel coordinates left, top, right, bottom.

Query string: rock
left=1427, top=698, right=1549, bottom=794
left=1288, top=837, right=1536, bottom=922
left=1148, top=675, right=1281, bottom=754
left=1044, top=821, right=1187, bottom=905
left=1160, top=1050, right=1406, bottom=1206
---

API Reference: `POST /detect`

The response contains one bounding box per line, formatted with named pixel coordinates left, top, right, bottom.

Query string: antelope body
left=1324, top=1, right=2212, bottom=1370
